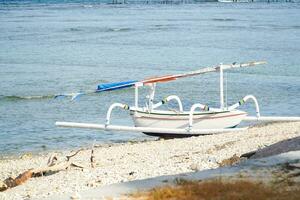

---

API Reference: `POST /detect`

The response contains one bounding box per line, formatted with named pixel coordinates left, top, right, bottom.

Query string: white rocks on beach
left=0, top=122, right=299, bottom=199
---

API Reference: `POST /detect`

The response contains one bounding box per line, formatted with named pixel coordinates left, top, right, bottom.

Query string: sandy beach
left=0, top=121, right=300, bottom=199
left=1, top=1, right=300, bottom=199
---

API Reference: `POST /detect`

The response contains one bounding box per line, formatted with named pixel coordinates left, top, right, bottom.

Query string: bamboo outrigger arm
left=228, top=95, right=261, bottom=117
left=244, top=116, right=300, bottom=122
left=105, top=103, right=130, bottom=126
left=152, top=95, right=183, bottom=112
left=56, top=122, right=248, bottom=135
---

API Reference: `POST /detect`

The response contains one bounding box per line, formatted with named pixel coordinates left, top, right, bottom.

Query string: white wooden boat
left=131, top=109, right=247, bottom=136
left=56, top=61, right=300, bottom=137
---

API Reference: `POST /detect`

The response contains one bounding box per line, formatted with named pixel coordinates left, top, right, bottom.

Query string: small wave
left=150, top=24, right=176, bottom=31
left=0, top=95, right=55, bottom=101
left=83, top=5, right=93, bottom=8
left=66, top=27, right=132, bottom=33
left=106, top=27, right=132, bottom=32
left=212, top=18, right=236, bottom=22
left=15, top=14, right=53, bottom=18
left=69, top=27, right=82, bottom=32
left=249, top=24, right=300, bottom=31
left=216, top=25, right=246, bottom=30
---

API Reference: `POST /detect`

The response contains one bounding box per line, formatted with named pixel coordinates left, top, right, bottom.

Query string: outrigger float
left=56, top=61, right=300, bottom=137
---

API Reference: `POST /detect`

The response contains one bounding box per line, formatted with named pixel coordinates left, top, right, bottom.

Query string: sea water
left=0, top=1, right=300, bottom=155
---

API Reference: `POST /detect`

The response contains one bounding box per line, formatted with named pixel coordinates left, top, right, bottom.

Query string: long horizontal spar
left=55, top=115, right=300, bottom=135
left=142, top=61, right=267, bottom=84
left=55, top=122, right=248, bottom=135
left=54, top=61, right=266, bottom=100
left=244, top=116, right=300, bottom=122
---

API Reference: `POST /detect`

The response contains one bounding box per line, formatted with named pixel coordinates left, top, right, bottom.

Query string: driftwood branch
left=66, top=149, right=83, bottom=161
left=0, top=148, right=89, bottom=192
left=47, top=154, right=58, bottom=167
left=0, top=161, right=81, bottom=192
left=91, top=141, right=96, bottom=168
left=1, top=170, right=33, bottom=191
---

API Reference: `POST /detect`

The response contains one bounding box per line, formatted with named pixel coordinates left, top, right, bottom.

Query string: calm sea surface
left=1, top=1, right=300, bottom=156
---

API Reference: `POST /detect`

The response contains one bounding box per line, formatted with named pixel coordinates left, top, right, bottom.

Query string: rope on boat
left=190, top=103, right=222, bottom=112
left=123, top=104, right=130, bottom=110
left=203, top=105, right=210, bottom=111
left=239, top=99, right=245, bottom=105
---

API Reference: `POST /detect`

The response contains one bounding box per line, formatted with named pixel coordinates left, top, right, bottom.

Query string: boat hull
left=131, top=109, right=247, bottom=136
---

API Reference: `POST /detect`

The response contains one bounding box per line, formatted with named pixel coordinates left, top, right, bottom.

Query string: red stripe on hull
left=135, top=113, right=246, bottom=121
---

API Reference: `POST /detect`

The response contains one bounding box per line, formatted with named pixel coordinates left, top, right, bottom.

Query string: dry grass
left=218, top=154, right=241, bottom=167
left=130, top=179, right=300, bottom=200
